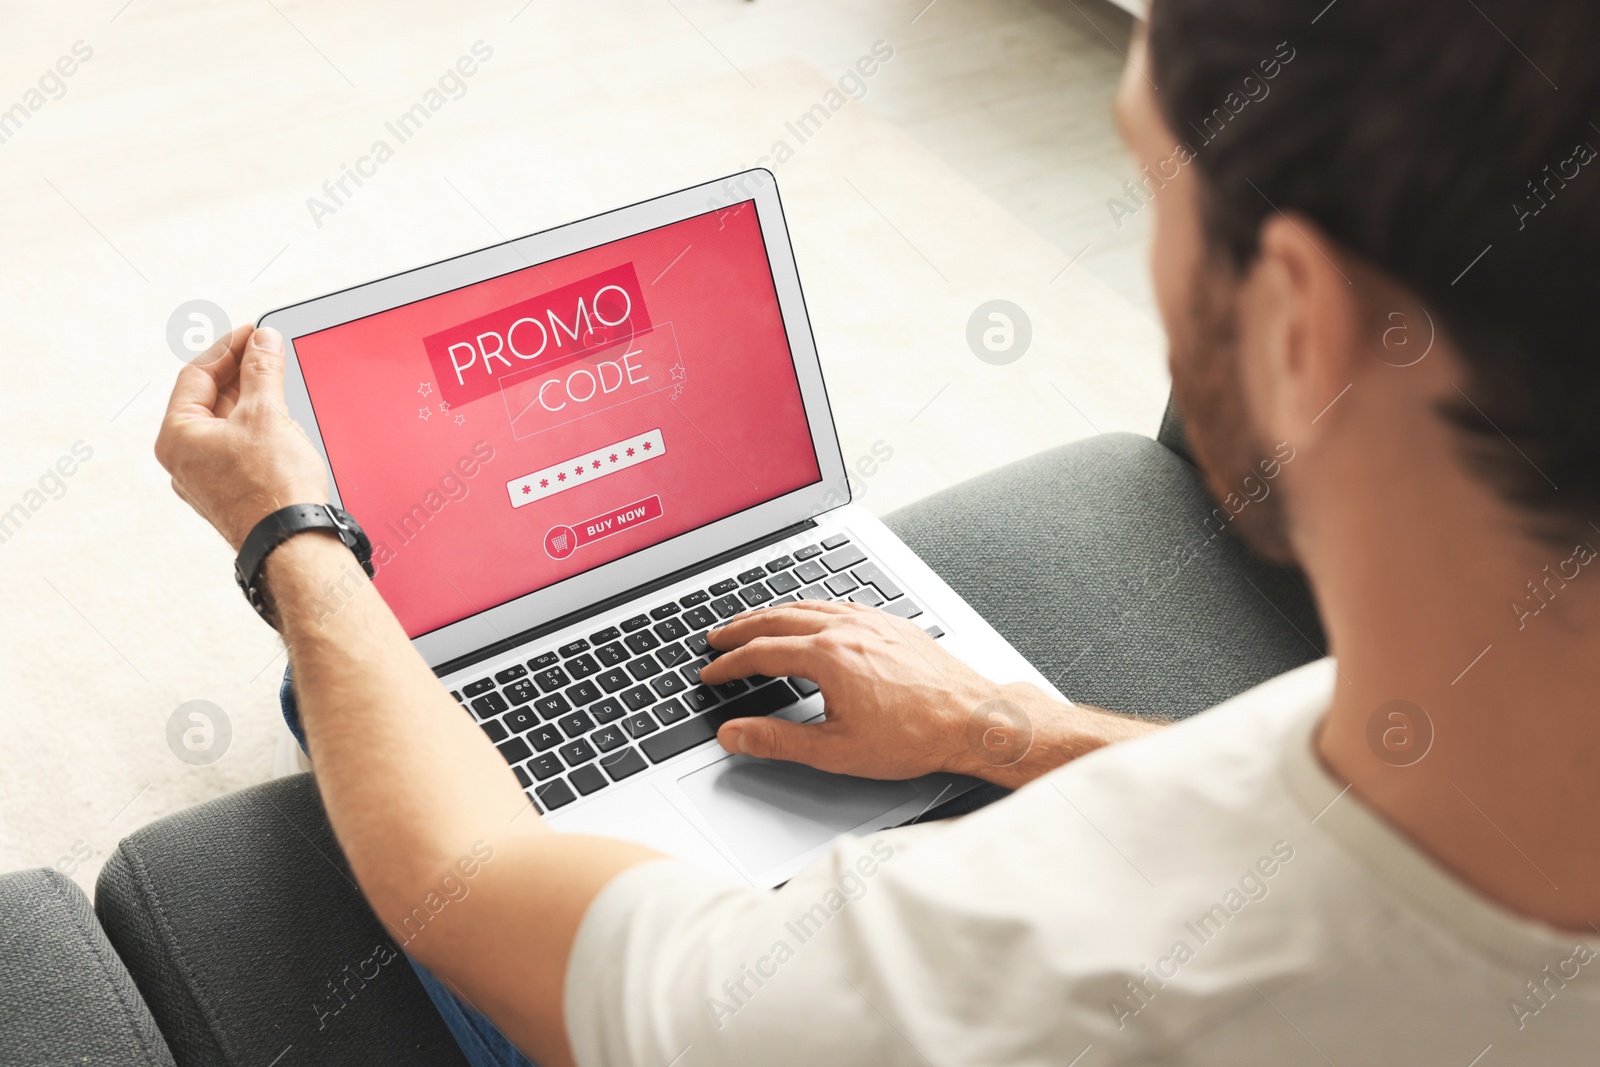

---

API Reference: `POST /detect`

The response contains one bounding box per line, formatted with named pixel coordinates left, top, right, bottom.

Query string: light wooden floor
left=0, top=0, right=1159, bottom=890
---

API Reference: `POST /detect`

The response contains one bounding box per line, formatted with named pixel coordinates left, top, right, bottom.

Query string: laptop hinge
left=432, top=518, right=820, bottom=679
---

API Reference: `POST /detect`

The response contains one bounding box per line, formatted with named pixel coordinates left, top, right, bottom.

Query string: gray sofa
left=0, top=414, right=1322, bottom=1067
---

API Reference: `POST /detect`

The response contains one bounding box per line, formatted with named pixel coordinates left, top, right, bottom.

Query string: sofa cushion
left=95, top=773, right=468, bottom=1067
left=0, top=866, right=176, bottom=1066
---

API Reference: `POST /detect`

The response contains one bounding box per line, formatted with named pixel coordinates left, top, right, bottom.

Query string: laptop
left=266, top=169, right=1060, bottom=888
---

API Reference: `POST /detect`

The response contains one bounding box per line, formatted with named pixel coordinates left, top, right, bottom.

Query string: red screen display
left=293, top=202, right=822, bottom=637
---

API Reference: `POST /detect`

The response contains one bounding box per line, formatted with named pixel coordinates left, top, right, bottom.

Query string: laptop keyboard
left=448, top=533, right=942, bottom=814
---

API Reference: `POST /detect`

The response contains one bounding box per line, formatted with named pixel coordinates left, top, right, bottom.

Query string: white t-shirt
left=565, top=660, right=1600, bottom=1065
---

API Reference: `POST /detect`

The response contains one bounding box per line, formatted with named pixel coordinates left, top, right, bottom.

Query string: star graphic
left=626, top=447, right=635, bottom=457
left=418, top=407, right=431, bottom=420
left=609, top=453, right=618, bottom=463
left=439, top=400, right=451, bottom=412
left=668, top=385, right=683, bottom=401
left=521, top=485, right=532, bottom=495
left=418, top=382, right=433, bottom=397
left=454, top=413, right=465, bottom=425
left=592, top=459, right=601, bottom=469
left=642, top=440, right=653, bottom=451
left=557, top=472, right=567, bottom=482
left=575, top=466, right=585, bottom=476
left=539, top=478, right=549, bottom=488
left=669, top=362, right=685, bottom=381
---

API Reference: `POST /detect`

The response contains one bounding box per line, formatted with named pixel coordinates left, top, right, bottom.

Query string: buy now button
left=544, top=494, right=664, bottom=560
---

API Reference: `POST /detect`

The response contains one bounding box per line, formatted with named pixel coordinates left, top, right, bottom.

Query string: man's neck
left=1308, top=470, right=1600, bottom=932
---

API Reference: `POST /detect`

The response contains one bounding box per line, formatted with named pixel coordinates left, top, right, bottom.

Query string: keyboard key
left=924, top=624, right=945, bottom=639
left=450, top=691, right=463, bottom=703
left=624, top=630, right=660, bottom=655
left=765, top=555, right=795, bottom=572
left=620, top=614, right=651, bottom=632
left=533, top=666, right=572, bottom=693
left=566, top=653, right=601, bottom=679
left=822, top=544, right=867, bottom=572
left=767, top=572, right=801, bottom=595
left=595, top=642, right=628, bottom=667
left=650, top=602, right=681, bottom=620
left=601, top=747, right=648, bottom=782
left=794, top=543, right=823, bottom=560
left=527, top=651, right=560, bottom=671
left=535, top=779, right=576, bottom=811
left=569, top=764, right=608, bottom=796
left=589, top=724, right=628, bottom=752
left=533, top=694, right=570, bottom=719
left=557, top=710, right=595, bottom=738
left=825, top=573, right=860, bottom=596
left=621, top=685, right=656, bottom=711
left=772, top=595, right=797, bottom=605
left=794, top=559, right=827, bottom=584
left=739, top=583, right=774, bottom=607
left=680, top=658, right=709, bottom=686
left=709, top=578, right=739, bottom=596
left=504, top=678, right=537, bottom=705
left=596, top=668, right=631, bottom=693
left=884, top=599, right=923, bottom=620
left=591, top=697, right=625, bottom=724
left=528, top=724, right=562, bottom=751
left=710, top=595, right=743, bottom=619
left=849, top=586, right=885, bottom=608
left=480, top=719, right=509, bottom=743
left=682, top=605, right=716, bottom=630
left=683, top=686, right=719, bottom=713
left=685, top=631, right=711, bottom=655
left=654, top=617, right=688, bottom=642
left=652, top=672, right=687, bottom=698
left=679, top=590, right=710, bottom=607
left=527, top=754, right=563, bottom=781
left=559, top=738, right=597, bottom=766
left=495, top=664, right=528, bottom=685
left=654, top=696, right=689, bottom=724
left=852, top=562, right=904, bottom=600
left=737, top=567, right=768, bottom=585
left=821, top=533, right=850, bottom=550
left=798, top=582, right=829, bottom=600
left=513, top=765, right=531, bottom=788
left=504, top=708, right=539, bottom=734
left=463, top=678, right=496, bottom=697
left=590, top=625, right=621, bottom=644
left=558, top=639, right=590, bottom=658
left=656, top=641, right=691, bottom=668
left=790, top=676, right=821, bottom=697
left=622, top=712, right=660, bottom=738
left=641, top=680, right=799, bottom=763
left=565, top=680, right=601, bottom=707
left=496, top=736, right=533, bottom=764
left=471, top=691, right=509, bottom=718
left=713, top=678, right=749, bottom=699
left=627, top=654, right=662, bottom=681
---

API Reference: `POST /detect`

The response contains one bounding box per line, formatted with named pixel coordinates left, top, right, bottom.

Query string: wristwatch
left=234, top=503, right=375, bottom=624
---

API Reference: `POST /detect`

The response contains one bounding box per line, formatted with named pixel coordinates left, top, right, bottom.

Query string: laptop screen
left=293, top=201, right=823, bottom=638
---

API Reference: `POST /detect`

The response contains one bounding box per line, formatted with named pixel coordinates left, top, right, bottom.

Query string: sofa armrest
left=95, top=773, right=468, bottom=1067
left=0, top=867, right=176, bottom=1067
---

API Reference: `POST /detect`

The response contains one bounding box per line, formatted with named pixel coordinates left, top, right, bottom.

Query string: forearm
left=266, top=532, right=657, bottom=1066
left=952, top=681, right=1165, bottom=790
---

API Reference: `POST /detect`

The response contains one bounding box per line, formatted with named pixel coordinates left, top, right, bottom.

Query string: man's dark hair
left=1147, top=0, right=1600, bottom=545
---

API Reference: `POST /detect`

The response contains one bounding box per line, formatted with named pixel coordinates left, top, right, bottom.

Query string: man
left=155, top=1, right=1600, bottom=1063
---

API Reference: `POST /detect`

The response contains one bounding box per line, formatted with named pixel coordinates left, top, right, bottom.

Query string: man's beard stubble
left=1168, top=267, right=1296, bottom=564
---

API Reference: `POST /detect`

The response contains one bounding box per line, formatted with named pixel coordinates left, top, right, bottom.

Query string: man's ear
left=1238, top=213, right=1366, bottom=447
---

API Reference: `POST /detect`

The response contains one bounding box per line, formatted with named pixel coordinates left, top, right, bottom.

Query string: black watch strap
left=234, top=504, right=375, bottom=623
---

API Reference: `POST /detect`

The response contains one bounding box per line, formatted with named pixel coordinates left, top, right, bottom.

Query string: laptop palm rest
left=677, top=755, right=917, bottom=875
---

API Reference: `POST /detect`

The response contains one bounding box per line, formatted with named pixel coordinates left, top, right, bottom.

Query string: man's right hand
left=154, top=325, right=329, bottom=552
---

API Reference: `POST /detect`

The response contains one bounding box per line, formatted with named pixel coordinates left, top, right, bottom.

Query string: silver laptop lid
left=262, top=170, right=848, bottom=669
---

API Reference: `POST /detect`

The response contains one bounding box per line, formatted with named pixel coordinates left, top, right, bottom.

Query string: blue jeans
left=280, top=670, right=538, bottom=1067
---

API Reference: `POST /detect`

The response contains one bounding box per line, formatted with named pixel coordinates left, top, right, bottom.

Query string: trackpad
left=678, top=755, right=917, bottom=876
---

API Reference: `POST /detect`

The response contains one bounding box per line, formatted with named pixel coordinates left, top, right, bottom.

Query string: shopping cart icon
left=544, top=524, right=577, bottom=561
